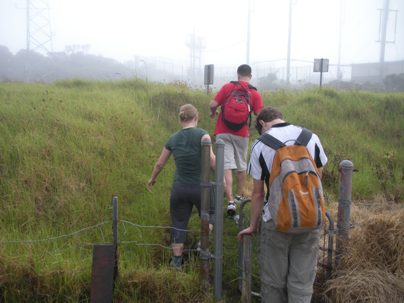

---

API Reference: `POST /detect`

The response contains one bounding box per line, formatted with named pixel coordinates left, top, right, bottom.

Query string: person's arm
left=209, top=99, right=219, bottom=119
left=147, top=147, right=171, bottom=190
left=237, top=178, right=265, bottom=239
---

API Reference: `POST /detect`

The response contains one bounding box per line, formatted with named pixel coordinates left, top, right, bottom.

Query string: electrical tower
left=186, top=30, right=205, bottom=85
left=377, top=0, right=397, bottom=79
left=25, top=0, right=53, bottom=54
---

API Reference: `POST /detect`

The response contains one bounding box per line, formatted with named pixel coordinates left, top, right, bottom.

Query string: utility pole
left=246, top=0, right=251, bottom=64
left=286, top=0, right=293, bottom=85
left=379, top=0, right=390, bottom=80
left=337, top=0, right=345, bottom=80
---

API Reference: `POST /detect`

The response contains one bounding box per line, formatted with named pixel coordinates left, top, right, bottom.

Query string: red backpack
left=221, top=81, right=256, bottom=131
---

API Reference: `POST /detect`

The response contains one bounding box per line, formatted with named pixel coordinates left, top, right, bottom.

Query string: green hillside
left=0, top=80, right=402, bottom=302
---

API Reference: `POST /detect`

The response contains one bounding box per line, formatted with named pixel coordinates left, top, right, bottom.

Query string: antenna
left=186, top=30, right=205, bottom=85
left=25, top=0, right=53, bottom=54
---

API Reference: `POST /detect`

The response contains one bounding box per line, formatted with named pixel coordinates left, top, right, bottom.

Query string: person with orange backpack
left=238, top=106, right=328, bottom=303
left=209, top=64, right=263, bottom=216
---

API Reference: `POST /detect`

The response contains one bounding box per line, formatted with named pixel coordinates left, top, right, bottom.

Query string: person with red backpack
left=238, top=106, right=328, bottom=303
left=209, top=64, right=263, bottom=216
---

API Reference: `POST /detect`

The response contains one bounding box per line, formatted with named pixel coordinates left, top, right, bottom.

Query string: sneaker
left=234, top=195, right=247, bottom=205
left=169, top=256, right=183, bottom=271
left=227, top=202, right=236, bottom=216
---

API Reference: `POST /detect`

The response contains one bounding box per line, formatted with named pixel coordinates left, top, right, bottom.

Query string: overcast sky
left=0, top=0, right=403, bottom=66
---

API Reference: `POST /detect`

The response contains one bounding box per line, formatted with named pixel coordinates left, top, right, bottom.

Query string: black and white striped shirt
left=251, top=123, right=327, bottom=187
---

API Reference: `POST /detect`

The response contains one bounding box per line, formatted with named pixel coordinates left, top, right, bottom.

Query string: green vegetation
left=0, top=80, right=402, bottom=302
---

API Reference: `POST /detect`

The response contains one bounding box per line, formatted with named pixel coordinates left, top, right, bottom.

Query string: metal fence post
left=241, top=235, right=252, bottom=303
left=214, top=139, right=225, bottom=301
left=325, top=211, right=335, bottom=280
left=336, top=160, right=354, bottom=267
left=200, top=138, right=212, bottom=289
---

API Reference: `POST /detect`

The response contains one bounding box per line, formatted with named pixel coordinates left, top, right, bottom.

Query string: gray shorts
left=259, top=220, right=320, bottom=303
left=216, top=133, right=249, bottom=171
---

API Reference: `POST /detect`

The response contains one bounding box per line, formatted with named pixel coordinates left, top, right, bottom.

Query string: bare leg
left=224, top=169, right=234, bottom=202
left=172, top=243, right=184, bottom=256
left=236, top=170, right=246, bottom=197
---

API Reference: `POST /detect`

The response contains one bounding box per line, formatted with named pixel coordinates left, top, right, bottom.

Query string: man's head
left=237, top=64, right=252, bottom=80
left=255, top=107, right=284, bottom=135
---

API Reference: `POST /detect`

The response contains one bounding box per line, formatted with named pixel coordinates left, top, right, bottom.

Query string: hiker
left=147, top=104, right=215, bottom=270
left=209, top=64, right=263, bottom=216
left=238, top=106, right=328, bottom=303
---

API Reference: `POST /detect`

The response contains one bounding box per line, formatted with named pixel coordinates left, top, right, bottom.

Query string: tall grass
left=0, top=80, right=402, bottom=302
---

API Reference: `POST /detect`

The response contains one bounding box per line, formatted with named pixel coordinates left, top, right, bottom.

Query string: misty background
left=0, top=0, right=403, bottom=90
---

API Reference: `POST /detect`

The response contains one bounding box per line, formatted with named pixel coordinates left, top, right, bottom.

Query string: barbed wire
left=0, top=221, right=110, bottom=244
left=120, top=219, right=198, bottom=233
left=119, top=239, right=199, bottom=253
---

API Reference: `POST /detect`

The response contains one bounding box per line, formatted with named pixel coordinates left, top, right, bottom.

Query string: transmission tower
left=186, top=30, right=205, bottom=85
left=377, top=0, right=397, bottom=79
left=25, top=0, right=53, bottom=54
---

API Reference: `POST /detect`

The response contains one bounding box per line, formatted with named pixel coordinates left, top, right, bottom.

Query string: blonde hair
left=179, top=104, right=198, bottom=122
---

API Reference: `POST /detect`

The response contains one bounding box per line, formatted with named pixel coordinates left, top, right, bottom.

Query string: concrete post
left=336, top=160, right=354, bottom=267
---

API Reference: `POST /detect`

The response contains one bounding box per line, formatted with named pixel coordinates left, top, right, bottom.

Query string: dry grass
left=325, top=269, right=404, bottom=303
left=323, top=199, right=404, bottom=303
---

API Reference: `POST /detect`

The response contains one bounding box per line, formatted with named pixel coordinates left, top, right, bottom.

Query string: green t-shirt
left=165, top=127, right=208, bottom=186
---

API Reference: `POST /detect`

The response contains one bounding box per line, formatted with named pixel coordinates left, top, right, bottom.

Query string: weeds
left=0, top=82, right=402, bottom=301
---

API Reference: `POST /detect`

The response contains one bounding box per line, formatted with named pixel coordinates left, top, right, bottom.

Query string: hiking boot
left=234, top=195, right=247, bottom=205
left=169, top=256, right=184, bottom=271
left=227, top=202, right=236, bottom=216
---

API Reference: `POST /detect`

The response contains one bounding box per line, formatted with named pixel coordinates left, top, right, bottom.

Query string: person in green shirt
left=147, top=104, right=215, bottom=270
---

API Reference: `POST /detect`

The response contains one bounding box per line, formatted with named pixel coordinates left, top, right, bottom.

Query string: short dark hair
left=255, top=107, right=283, bottom=134
left=237, top=64, right=252, bottom=77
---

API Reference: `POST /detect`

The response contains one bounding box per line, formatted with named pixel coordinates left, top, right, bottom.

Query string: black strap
left=258, top=128, right=312, bottom=150
left=230, top=81, right=257, bottom=90
left=258, top=133, right=285, bottom=150
left=295, top=128, right=312, bottom=146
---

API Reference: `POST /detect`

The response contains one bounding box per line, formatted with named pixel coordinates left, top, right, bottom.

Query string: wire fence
left=0, top=219, right=200, bottom=253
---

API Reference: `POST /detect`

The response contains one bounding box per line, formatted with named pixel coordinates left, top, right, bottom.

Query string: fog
left=0, top=0, right=403, bottom=87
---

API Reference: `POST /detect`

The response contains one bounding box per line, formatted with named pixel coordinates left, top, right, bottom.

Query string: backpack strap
left=295, top=128, right=312, bottom=146
left=230, top=81, right=257, bottom=91
left=258, top=133, right=285, bottom=150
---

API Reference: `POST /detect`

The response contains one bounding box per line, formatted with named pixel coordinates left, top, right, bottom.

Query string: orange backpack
left=259, top=128, right=326, bottom=233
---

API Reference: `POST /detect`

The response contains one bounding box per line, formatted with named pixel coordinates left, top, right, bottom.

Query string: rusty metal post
left=241, top=235, right=252, bottom=303
left=200, top=138, right=211, bottom=289
left=90, top=244, right=116, bottom=303
left=336, top=160, right=354, bottom=267
left=214, top=139, right=225, bottom=300
left=90, top=196, right=119, bottom=303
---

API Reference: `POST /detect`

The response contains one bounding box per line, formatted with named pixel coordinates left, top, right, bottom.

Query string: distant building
left=351, top=60, right=404, bottom=84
